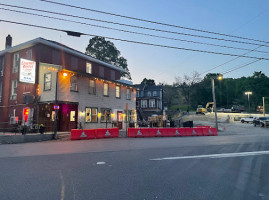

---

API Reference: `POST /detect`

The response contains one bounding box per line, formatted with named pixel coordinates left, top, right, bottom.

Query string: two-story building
left=0, top=35, right=136, bottom=132
left=135, top=84, right=163, bottom=120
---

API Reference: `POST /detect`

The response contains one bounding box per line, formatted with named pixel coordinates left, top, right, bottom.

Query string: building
left=0, top=35, right=136, bottom=132
left=135, top=84, right=163, bottom=120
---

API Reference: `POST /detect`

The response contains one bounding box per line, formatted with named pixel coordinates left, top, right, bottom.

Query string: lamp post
left=245, top=91, right=252, bottom=113
left=211, top=74, right=223, bottom=131
left=53, top=71, right=59, bottom=139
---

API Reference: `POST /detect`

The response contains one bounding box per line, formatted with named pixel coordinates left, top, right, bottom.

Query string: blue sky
left=0, top=0, right=269, bottom=84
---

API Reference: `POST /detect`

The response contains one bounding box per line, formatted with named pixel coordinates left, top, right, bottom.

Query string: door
left=58, top=103, right=78, bottom=131
left=117, top=111, right=123, bottom=129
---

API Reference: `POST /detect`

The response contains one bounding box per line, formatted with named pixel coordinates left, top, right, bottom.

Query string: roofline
left=0, top=37, right=126, bottom=73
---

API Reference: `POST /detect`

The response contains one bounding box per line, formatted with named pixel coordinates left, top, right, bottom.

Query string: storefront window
left=101, top=108, right=111, bottom=122
left=85, top=107, right=98, bottom=122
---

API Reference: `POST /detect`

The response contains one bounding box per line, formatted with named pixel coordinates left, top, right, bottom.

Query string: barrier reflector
left=128, top=128, right=147, bottom=137
left=96, top=128, right=119, bottom=139
left=70, top=129, right=95, bottom=140
left=192, top=128, right=204, bottom=136
left=208, top=128, right=218, bottom=136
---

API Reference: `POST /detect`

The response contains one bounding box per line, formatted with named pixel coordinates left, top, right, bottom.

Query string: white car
left=240, top=116, right=256, bottom=123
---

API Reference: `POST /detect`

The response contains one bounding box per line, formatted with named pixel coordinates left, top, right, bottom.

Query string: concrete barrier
left=0, top=134, right=54, bottom=144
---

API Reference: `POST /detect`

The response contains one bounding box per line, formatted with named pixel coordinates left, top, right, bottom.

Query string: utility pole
left=211, top=78, right=218, bottom=131
left=263, top=97, right=265, bottom=117
left=53, top=71, right=59, bottom=139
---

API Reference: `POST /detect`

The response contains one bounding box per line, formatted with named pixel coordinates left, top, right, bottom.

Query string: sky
left=0, top=0, right=269, bottom=84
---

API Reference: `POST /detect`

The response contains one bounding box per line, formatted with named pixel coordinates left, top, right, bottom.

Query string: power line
left=222, top=59, right=261, bottom=75
left=1, top=3, right=269, bottom=48
left=39, top=0, right=269, bottom=45
left=2, top=7, right=269, bottom=54
left=201, top=46, right=263, bottom=75
left=1, top=19, right=269, bottom=61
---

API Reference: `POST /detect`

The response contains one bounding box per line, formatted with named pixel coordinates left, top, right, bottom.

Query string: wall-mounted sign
left=19, top=58, right=36, bottom=84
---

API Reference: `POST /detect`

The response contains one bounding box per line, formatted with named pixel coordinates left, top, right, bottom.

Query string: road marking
left=59, top=170, right=65, bottom=200
left=96, top=162, right=106, bottom=165
left=150, top=150, right=269, bottom=161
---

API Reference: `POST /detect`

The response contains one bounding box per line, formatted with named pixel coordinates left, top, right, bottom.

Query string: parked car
left=253, top=117, right=269, bottom=127
left=240, top=116, right=256, bottom=123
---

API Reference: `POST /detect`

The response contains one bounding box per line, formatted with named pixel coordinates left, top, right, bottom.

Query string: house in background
left=135, top=84, right=163, bottom=121
left=0, top=35, right=136, bottom=132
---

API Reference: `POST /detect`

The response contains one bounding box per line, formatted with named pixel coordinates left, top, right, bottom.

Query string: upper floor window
left=26, top=49, right=32, bottom=60
left=86, top=62, right=92, bottom=74
left=88, top=79, right=96, bottom=95
left=11, top=80, right=17, bottom=100
left=44, top=73, right=52, bottom=91
left=70, top=76, right=78, bottom=92
left=147, top=91, right=151, bottom=96
left=141, top=100, right=147, bottom=108
left=149, top=99, right=155, bottom=108
left=104, top=83, right=109, bottom=96
left=141, top=91, right=144, bottom=97
left=153, top=91, right=157, bottom=96
left=116, top=85, right=120, bottom=98
left=126, top=88, right=131, bottom=100
left=136, top=91, right=139, bottom=97
left=12, top=53, right=19, bottom=73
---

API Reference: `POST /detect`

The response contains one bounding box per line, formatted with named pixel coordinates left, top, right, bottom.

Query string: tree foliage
left=140, top=78, right=156, bottom=86
left=85, top=36, right=131, bottom=80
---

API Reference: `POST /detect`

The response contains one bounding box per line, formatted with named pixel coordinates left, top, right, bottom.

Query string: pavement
left=0, top=123, right=269, bottom=200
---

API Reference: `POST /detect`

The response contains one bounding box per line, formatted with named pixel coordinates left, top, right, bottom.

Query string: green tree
left=85, top=36, right=131, bottom=80
left=141, top=78, right=156, bottom=86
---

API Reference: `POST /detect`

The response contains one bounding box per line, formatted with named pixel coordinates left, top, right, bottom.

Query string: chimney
left=5, top=35, right=12, bottom=49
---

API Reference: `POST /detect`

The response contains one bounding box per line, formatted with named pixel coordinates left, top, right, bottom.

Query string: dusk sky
left=0, top=0, right=269, bottom=84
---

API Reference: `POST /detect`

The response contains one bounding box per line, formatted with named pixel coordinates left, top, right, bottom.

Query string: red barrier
left=128, top=128, right=144, bottom=137
left=192, top=128, right=204, bottom=136
left=96, top=128, right=119, bottom=139
left=70, top=129, right=95, bottom=140
left=208, top=127, right=218, bottom=136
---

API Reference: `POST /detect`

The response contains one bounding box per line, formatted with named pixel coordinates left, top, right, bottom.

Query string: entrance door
left=58, top=103, right=78, bottom=131
left=117, top=111, right=123, bottom=129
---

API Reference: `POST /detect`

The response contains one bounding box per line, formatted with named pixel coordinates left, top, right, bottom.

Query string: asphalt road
left=0, top=129, right=269, bottom=200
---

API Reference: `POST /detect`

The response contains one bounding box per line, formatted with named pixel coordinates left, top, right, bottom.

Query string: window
left=141, top=100, right=147, bottom=108
left=116, top=85, right=120, bottom=98
left=153, top=91, right=157, bottom=96
left=26, top=49, right=32, bottom=60
left=44, top=73, right=52, bottom=91
left=86, top=62, right=92, bottom=74
left=126, top=88, right=131, bottom=100
left=88, top=79, right=96, bottom=95
left=70, top=76, right=78, bottom=92
left=147, top=91, right=151, bottom=96
left=104, top=83, right=109, bottom=96
left=11, top=80, right=17, bottom=100
left=141, top=91, right=144, bottom=97
left=149, top=99, right=155, bottom=108
left=101, top=108, right=111, bottom=122
left=12, top=53, right=19, bottom=73
left=136, top=91, right=139, bottom=97
left=85, top=107, right=98, bottom=122
left=70, top=111, right=76, bottom=121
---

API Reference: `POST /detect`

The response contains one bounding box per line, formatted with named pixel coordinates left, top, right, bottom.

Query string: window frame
left=70, top=76, right=79, bottom=92
left=12, top=53, right=19, bottom=73
left=88, top=79, right=96, bottom=95
left=44, top=72, right=52, bottom=91
left=103, top=82, right=109, bottom=96
left=141, top=100, right=147, bottom=108
left=86, top=62, right=92, bottom=74
left=149, top=99, right=156, bottom=108
left=115, top=85, right=121, bottom=98
left=11, top=79, right=18, bottom=100
left=126, top=88, right=131, bottom=100
left=153, top=91, right=157, bottom=96
left=147, top=91, right=151, bottom=97
left=100, top=108, right=111, bottom=123
left=85, top=107, right=98, bottom=123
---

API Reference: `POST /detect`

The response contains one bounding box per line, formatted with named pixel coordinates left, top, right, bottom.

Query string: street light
left=245, top=91, right=252, bottom=113
left=211, top=74, right=223, bottom=131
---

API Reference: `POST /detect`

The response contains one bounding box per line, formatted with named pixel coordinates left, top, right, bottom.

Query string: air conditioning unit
left=9, top=116, right=18, bottom=124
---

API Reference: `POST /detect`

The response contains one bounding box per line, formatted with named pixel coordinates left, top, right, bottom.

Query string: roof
left=134, top=84, right=163, bottom=91
left=0, top=37, right=126, bottom=73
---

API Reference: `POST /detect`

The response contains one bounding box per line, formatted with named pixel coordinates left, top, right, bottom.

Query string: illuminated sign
left=19, top=58, right=36, bottom=84
left=54, top=105, right=60, bottom=110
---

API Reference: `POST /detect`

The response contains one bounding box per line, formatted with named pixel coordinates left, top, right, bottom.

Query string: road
left=0, top=128, right=269, bottom=200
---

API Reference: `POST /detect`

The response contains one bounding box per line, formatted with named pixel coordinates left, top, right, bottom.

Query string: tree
left=174, top=71, right=201, bottom=111
left=141, top=78, right=156, bottom=86
left=85, top=36, right=131, bottom=80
